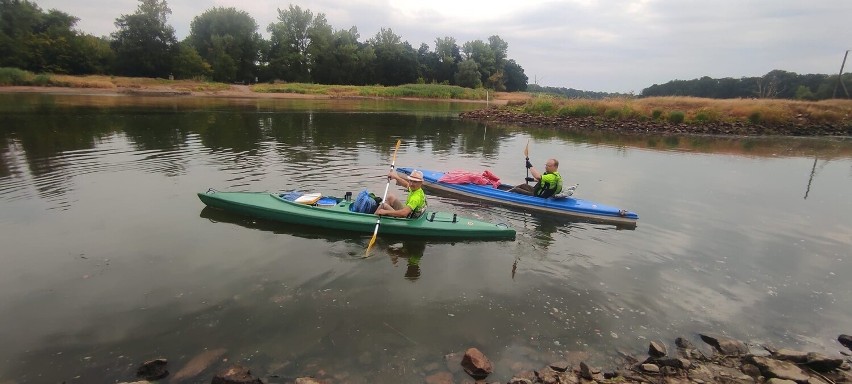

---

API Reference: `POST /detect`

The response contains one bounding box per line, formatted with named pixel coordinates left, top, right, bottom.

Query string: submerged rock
left=211, top=364, right=262, bottom=384
left=135, top=358, right=168, bottom=381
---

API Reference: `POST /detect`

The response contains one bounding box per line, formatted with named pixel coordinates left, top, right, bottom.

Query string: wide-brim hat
left=407, top=170, right=424, bottom=182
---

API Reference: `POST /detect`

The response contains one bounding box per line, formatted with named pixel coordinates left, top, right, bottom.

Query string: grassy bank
left=518, top=94, right=852, bottom=126
left=0, top=68, right=229, bottom=92
left=251, top=82, right=488, bottom=100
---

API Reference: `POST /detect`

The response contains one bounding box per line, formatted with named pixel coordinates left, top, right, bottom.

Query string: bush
left=694, top=108, right=719, bottom=123
left=556, top=104, right=596, bottom=117
left=0, top=67, right=34, bottom=85
left=651, top=109, right=663, bottom=120
left=604, top=108, right=621, bottom=119
left=524, top=99, right=556, bottom=115
left=748, top=112, right=761, bottom=124
left=32, top=74, right=52, bottom=86
left=668, top=110, right=685, bottom=123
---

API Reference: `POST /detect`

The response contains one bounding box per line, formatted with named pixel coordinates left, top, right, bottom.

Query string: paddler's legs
left=382, top=193, right=405, bottom=210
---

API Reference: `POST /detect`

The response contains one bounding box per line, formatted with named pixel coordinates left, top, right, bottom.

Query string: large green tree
left=110, top=0, right=177, bottom=77
left=455, top=59, right=481, bottom=88
left=0, top=0, right=44, bottom=70
left=503, top=59, right=527, bottom=92
left=0, top=0, right=111, bottom=74
left=188, top=7, right=260, bottom=82
left=172, top=40, right=211, bottom=79
left=434, top=37, right=461, bottom=85
left=461, top=35, right=510, bottom=89
left=369, top=28, right=418, bottom=86
left=267, top=4, right=319, bottom=82
left=311, top=26, right=375, bottom=85
left=416, top=43, right=439, bottom=83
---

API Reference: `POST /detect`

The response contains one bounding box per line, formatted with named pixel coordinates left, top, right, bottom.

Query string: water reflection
left=387, top=241, right=427, bottom=280
left=2, top=93, right=852, bottom=383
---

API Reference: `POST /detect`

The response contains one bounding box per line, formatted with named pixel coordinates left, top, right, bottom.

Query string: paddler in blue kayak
left=515, top=158, right=563, bottom=198
left=375, top=169, right=428, bottom=218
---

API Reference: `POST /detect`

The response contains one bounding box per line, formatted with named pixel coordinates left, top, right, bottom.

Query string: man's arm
left=529, top=166, right=542, bottom=180
left=389, top=171, right=411, bottom=189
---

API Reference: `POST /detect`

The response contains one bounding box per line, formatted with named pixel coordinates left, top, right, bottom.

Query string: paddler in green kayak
left=375, top=169, right=428, bottom=219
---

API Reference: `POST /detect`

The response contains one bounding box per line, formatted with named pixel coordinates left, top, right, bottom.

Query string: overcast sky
left=34, top=0, right=852, bottom=93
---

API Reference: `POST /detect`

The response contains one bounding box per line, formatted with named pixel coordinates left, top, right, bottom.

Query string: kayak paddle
left=524, top=139, right=531, bottom=185
left=366, top=139, right=402, bottom=257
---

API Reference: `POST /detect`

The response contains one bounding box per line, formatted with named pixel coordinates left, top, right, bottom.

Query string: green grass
left=0, top=67, right=38, bottom=85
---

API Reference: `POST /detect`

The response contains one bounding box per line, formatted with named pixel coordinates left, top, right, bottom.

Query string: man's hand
left=525, top=160, right=533, bottom=169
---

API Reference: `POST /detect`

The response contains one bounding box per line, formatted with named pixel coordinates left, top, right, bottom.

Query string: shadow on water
left=198, top=205, right=507, bottom=250
left=200, top=205, right=363, bottom=243
left=426, top=191, right=638, bottom=232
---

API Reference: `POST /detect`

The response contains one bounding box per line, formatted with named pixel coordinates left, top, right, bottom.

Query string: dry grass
left=521, top=95, right=852, bottom=125
left=11, top=73, right=230, bottom=92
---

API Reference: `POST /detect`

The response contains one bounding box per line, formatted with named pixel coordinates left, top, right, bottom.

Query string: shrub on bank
left=668, top=111, right=685, bottom=123
left=0, top=67, right=35, bottom=85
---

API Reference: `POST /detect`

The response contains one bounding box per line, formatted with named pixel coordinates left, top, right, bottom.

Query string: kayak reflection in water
left=387, top=241, right=427, bottom=280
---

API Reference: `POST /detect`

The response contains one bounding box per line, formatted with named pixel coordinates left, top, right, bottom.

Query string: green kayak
left=197, top=189, right=516, bottom=240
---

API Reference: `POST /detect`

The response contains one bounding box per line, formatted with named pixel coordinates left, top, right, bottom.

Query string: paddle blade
left=524, top=139, right=529, bottom=159
left=392, top=139, right=401, bottom=164
left=366, top=231, right=378, bottom=256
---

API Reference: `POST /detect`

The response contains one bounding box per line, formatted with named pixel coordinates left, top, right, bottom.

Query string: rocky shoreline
left=459, top=108, right=852, bottom=137
left=117, top=333, right=852, bottom=384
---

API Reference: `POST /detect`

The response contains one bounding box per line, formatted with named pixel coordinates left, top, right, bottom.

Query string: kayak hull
left=197, top=190, right=515, bottom=240
left=397, top=168, right=638, bottom=226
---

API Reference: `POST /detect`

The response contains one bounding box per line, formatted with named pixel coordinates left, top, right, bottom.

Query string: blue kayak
left=397, top=167, right=638, bottom=226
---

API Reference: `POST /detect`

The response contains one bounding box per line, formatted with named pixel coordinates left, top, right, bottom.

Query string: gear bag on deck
left=349, top=189, right=381, bottom=214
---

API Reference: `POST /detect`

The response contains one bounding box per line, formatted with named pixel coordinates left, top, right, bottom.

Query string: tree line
left=641, top=70, right=852, bottom=100
left=0, top=0, right=529, bottom=91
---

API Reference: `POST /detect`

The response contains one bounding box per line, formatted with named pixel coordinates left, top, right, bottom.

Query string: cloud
left=31, top=0, right=852, bottom=93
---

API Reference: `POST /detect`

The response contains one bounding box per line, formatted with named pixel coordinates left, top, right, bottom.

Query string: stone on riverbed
left=135, top=358, right=168, bottom=381
left=210, top=364, right=262, bottom=384
left=461, top=347, right=493, bottom=379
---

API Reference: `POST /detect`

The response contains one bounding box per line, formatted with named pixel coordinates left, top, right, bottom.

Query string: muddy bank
left=460, top=107, right=852, bottom=137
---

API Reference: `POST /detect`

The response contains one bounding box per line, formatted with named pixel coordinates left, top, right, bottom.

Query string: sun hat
left=407, top=170, right=424, bottom=182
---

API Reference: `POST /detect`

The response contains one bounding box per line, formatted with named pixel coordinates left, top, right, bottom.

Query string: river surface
left=1, top=93, right=851, bottom=383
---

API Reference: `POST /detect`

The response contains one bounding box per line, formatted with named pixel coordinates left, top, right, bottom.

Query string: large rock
left=838, top=335, right=852, bottom=350
left=748, top=355, right=810, bottom=383
left=461, top=347, right=493, bottom=380
left=804, top=352, right=844, bottom=372
left=649, top=341, right=668, bottom=358
left=699, top=333, right=749, bottom=355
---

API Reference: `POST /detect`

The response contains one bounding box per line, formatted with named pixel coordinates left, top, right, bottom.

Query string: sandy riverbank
left=0, top=84, right=533, bottom=105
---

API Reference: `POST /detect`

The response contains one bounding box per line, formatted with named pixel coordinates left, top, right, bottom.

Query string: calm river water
left=1, top=93, right=851, bottom=383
